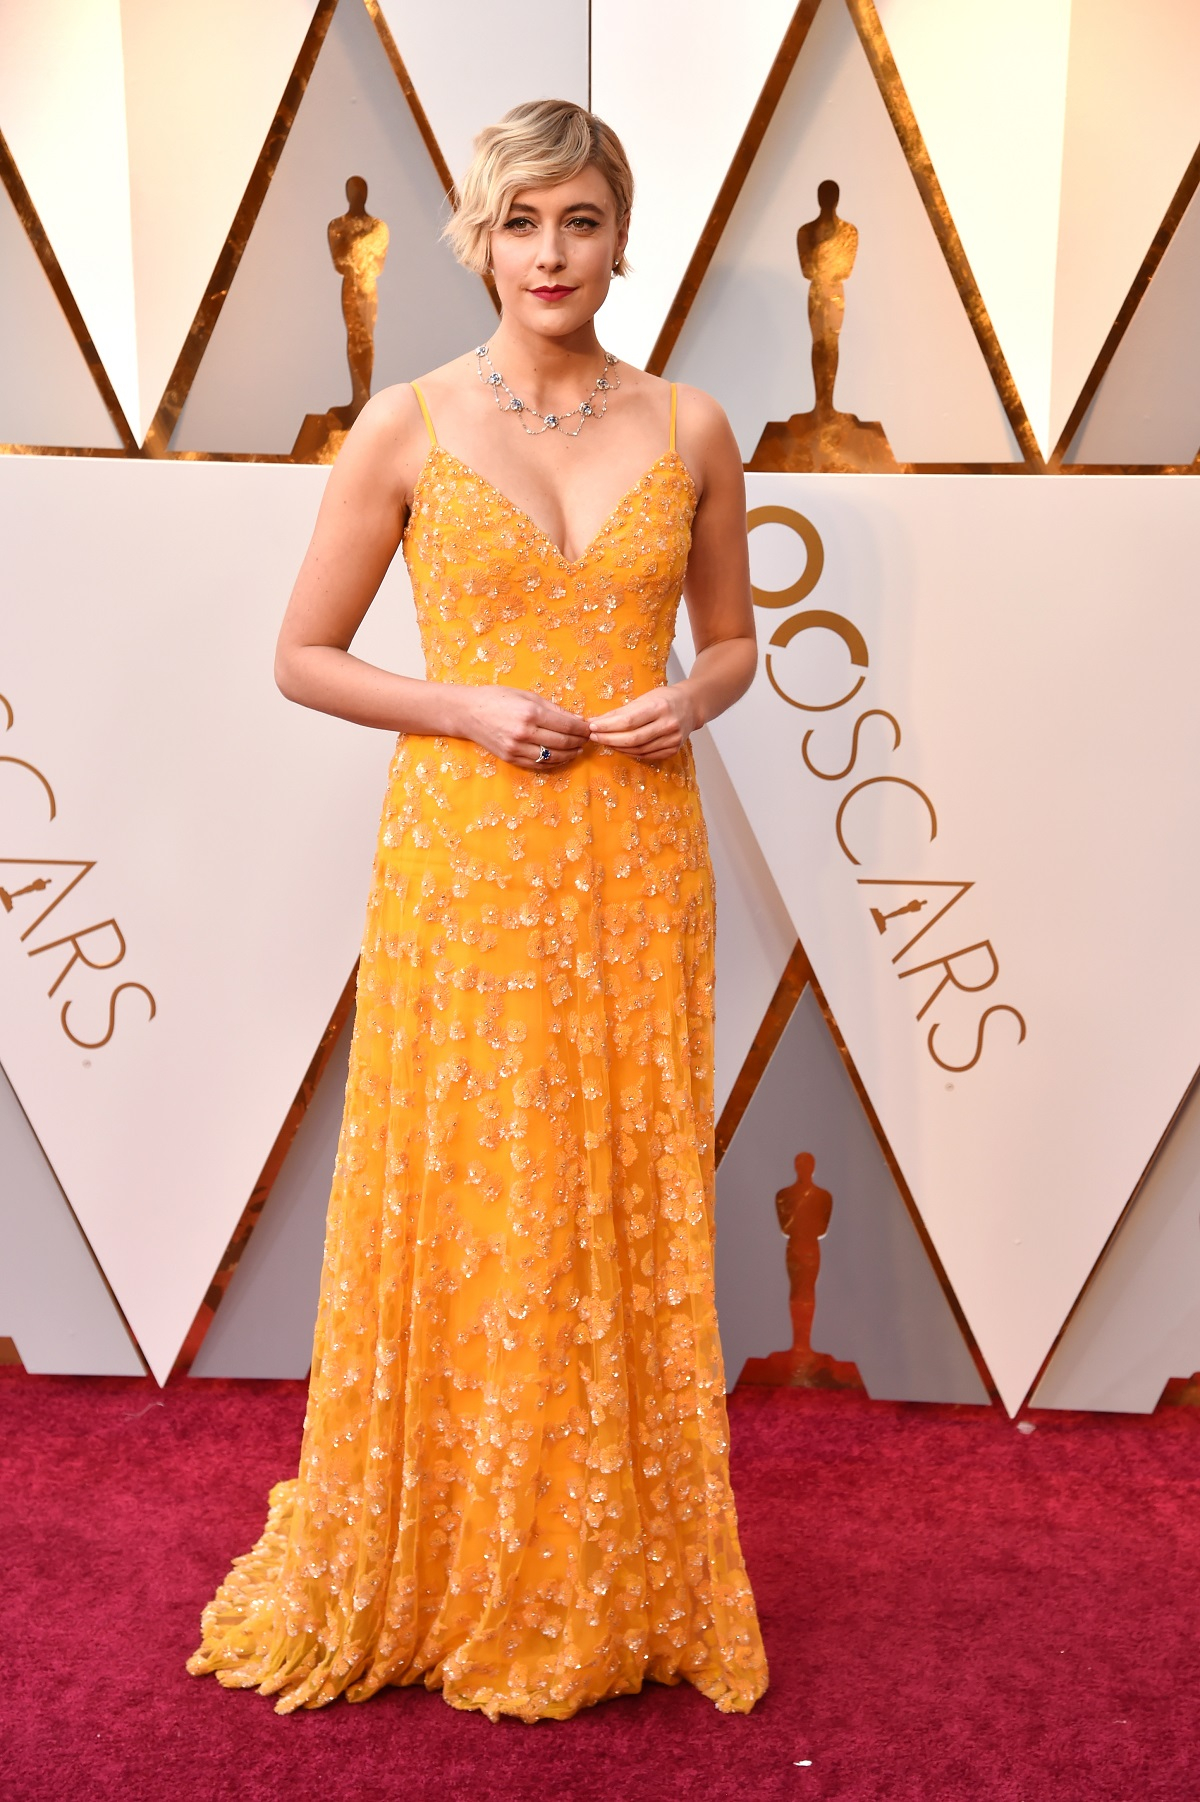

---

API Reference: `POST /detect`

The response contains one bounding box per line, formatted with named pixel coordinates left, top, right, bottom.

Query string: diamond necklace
left=475, top=342, right=620, bottom=436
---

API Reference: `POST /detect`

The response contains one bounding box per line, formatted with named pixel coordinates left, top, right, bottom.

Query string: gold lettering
left=27, top=918, right=127, bottom=997
left=0, top=695, right=155, bottom=1042
left=766, top=610, right=869, bottom=713
left=0, top=756, right=57, bottom=821
left=802, top=709, right=901, bottom=782
left=899, top=939, right=999, bottom=1021
left=928, top=1004, right=1027, bottom=1073
left=746, top=505, right=825, bottom=607
left=835, top=776, right=938, bottom=867
left=61, top=981, right=157, bottom=1049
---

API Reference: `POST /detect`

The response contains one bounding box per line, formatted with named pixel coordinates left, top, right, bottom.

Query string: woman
left=188, top=98, right=767, bottom=1723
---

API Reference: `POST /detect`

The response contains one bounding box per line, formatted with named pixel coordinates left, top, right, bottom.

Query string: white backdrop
left=5, top=0, right=1200, bottom=1411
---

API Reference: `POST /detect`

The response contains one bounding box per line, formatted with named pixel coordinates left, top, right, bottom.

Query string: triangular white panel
left=876, top=0, right=1071, bottom=457
left=666, top=0, right=1018, bottom=463
left=0, top=455, right=424, bottom=1381
left=1049, top=0, right=1200, bottom=454
left=377, top=0, right=588, bottom=191
left=171, top=0, right=495, bottom=455
left=0, top=0, right=138, bottom=435
left=684, top=472, right=1200, bottom=1412
left=119, top=0, right=321, bottom=444
left=0, top=178, right=120, bottom=449
left=591, top=0, right=798, bottom=371
left=1031, top=1072, right=1200, bottom=1414
left=0, top=1058, right=143, bottom=1375
left=1067, top=182, right=1200, bottom=466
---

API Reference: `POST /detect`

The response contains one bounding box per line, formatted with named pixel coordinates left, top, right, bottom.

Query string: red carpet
left=2, top=1369, right=1197, bottom=1801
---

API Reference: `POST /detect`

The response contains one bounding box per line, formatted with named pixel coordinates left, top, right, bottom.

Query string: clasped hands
left=458, top=683, right=697, bottom=772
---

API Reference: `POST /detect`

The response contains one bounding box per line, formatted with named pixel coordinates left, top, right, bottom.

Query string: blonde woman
left=189, top=99, right=767, bottom=1723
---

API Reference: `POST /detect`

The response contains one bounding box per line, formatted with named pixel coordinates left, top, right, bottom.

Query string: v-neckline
left=412, top=445, right=697, bottom=571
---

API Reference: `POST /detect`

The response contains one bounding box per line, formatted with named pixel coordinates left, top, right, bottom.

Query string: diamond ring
left=536, top=745, right=551, bottom=764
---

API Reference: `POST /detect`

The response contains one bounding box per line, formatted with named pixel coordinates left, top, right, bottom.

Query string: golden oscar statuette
left=749, top=179, right=899, bottom=474
left=293, top=175, right=390, bottom=463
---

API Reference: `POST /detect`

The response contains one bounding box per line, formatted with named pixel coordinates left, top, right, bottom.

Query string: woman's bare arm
left=587, top=387, right=756, bottom=761
left=274, top=384, right=440, bottom=728
left=273, top=384, right=590, bottom=767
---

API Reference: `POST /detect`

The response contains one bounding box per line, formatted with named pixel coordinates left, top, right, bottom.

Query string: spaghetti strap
left=669, top=382, right=678, bottom=453
left=411, top=381, right=438, bottom=446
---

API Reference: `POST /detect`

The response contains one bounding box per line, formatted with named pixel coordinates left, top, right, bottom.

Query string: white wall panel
left=698, top=472, right=1200, bottom=1413
left=665, top=0, right=1018, bottom=464
left=876, top=0, right=1071, bottom=457
left=1067, top=183, right=1200, bottom=466
left=0, top=1058, right=143, bottom=1375
left=0, top=455, right=422, bottom=1381
left=120, top=0, right=320, bottom=444
left=1050, top=0, right=1200, bottom=454
left=0, top=180, right=120, bottom=448
left=172, top=0, right=495, bottom=455
left=1031, top=1074, right=1200, bottom=1414
left=591, top=0, right=797, bottom=371
left=0, top=0, right=139, bottom=434
left=379, top=0, right=588, bottom=190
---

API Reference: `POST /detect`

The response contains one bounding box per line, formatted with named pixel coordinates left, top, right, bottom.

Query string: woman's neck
left=481, top=320, right=611, bottom=414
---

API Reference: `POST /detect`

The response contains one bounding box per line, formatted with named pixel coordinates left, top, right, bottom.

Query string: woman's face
left=488, top=163, right=628, bottom=339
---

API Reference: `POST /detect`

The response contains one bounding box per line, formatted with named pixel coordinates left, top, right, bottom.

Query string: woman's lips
left=530, top=286, right=574, bottom=300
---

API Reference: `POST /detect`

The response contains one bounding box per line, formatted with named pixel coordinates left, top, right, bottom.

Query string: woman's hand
left=455, top=685, right=591, bottom=769
left=587, top=685, right=698, bottom=764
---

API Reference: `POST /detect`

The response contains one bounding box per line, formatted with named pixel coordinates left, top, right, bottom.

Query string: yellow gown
left=187, top=382, right=769, bottom=1722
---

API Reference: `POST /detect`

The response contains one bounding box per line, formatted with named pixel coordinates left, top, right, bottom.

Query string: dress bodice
left=401, top=413, right=697, bottom=722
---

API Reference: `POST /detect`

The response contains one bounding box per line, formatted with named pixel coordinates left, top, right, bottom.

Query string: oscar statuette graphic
left=749, top=180, right=899, bottom=474
left=293, top=176, right=390, bottom=463
left=0, top=875, right=51, bottom=913
left=740, top=1152, right=863, bottom=1389
left=870, top=897, right=926, bottom=935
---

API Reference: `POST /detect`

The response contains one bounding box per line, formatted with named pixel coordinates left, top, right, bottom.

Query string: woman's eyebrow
left=506, top=199, right=605, bottom=215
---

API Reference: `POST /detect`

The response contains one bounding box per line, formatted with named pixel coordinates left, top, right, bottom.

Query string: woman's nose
left=536, top=230, right=567, bottom=270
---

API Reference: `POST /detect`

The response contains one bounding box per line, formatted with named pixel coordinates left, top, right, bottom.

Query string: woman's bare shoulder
left=672, top=381, right=733, bottom=441
left=357, top=352, right=475, bottom=433
left=670, top=382, right=741, bottom=496
left=341, top=381, right=421, bottom=447
left=396, top=350, right=479, bottom=407
left=337, top=360, right=475, bottom=504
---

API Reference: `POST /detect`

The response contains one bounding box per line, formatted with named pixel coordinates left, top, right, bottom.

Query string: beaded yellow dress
left=187, top=382, right=769, bottom=1722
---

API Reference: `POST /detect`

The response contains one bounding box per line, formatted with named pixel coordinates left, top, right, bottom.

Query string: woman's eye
left=567, top=217, right=597, bottom=230
left=504, top=216, right=534, bottom=231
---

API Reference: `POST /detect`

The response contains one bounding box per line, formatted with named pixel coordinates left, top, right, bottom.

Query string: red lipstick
left=530, top=285, right=574, bottom=300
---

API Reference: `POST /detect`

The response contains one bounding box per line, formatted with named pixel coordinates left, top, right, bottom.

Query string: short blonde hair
left=443, top=99, right=634, bottom=277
